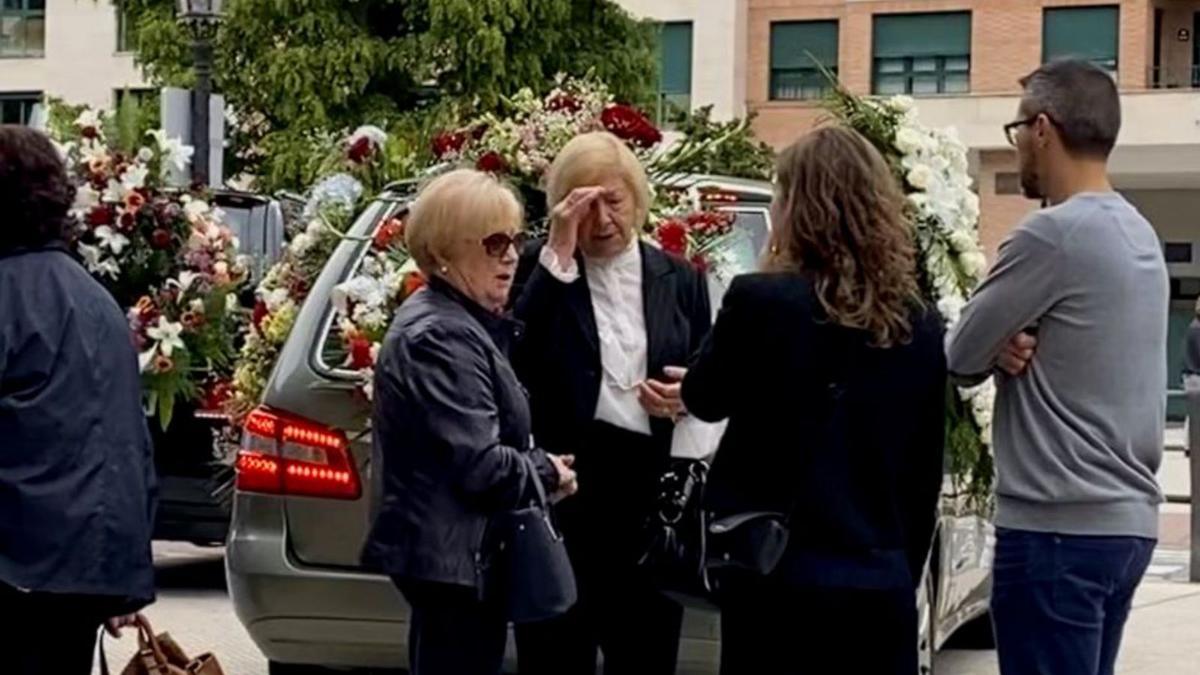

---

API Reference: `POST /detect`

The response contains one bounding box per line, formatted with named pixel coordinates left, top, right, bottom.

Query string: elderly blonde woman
left=362, top=169, right=577, bottom=675
left=511, top=132, right=712, bottom=675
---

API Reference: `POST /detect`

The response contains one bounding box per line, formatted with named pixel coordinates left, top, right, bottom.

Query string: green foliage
left=113, top=0, right=658, bottom=194
left=661, top=106, right=776, bottom=181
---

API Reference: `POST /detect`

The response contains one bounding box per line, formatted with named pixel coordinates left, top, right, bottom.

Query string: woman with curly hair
left=0, top=125, right=156, bottom=674
left=678, top=126, right=947, bottom=674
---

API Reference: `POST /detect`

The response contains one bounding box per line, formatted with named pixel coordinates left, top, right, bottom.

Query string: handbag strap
left=519, top=451, right=552, bottom=510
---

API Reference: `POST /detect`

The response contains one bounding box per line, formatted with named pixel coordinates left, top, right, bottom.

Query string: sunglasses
left=481, top=231, right=528, bottom=258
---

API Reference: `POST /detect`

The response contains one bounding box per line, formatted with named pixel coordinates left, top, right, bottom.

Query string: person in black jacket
left=362, top=169, right=577, bottom=675
left=0, top=125, right=157, bottom=674
left=511, top=132, right=711, bottom=675
left=679, top=126, right=947, bottom=675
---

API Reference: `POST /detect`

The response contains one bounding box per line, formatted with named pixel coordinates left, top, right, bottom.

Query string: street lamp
left=176, top=0, right=224, bottom=186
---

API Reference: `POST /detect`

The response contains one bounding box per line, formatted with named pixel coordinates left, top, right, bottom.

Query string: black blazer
left=511, top=241, right=712, bottom=456
left=363, top=278, right=558, bottom=588
left=682, top=273, right=947, bottom=591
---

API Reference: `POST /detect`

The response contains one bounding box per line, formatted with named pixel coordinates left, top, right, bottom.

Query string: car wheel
left=917, top=562, right=936, bottom=675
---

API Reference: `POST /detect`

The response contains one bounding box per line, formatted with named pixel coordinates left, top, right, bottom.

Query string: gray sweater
left=947, top=192, right=1167, bottom=539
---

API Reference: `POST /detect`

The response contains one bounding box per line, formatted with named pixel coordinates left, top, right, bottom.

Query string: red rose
left=201, top=379, right=233, bottom=411
left=601, top=104, right=662, bottom=149
left=656, top=220, right=689, bottom=256
left=690, top=254, right=710, bottom=273
left=118, top=211, right=137, bottom=232
left=348, top=137, right=374, bottom=164
left=431, top=131, right=467, bottom=159
left=402, top=271, right=426, bottom=298
left=547, top=94, right=582, bottom=113
left=151, top=228, right=172, bottom=249
left=251, top=300, right=269, bottom=331
left=476, top=151, right=507, bottom=174
left=348, top=336, right=373, bottom=370
left=373, top=217, right=406, bottom=251
left=87, top=206, right=114, bottom=227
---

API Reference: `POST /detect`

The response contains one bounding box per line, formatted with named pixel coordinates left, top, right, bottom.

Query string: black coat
left=363, top=277, right=558, bottom=588
left=682, top=273, right=947, bottom=590
left=511, top=241, right=712, bottom=456
left=0, top=245, right=156, bottom=610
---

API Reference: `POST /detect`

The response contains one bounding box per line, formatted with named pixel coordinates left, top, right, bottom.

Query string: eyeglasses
left=1003, top=113, right=1059, bottom=147
left=481, top=231, right=528, bottom=258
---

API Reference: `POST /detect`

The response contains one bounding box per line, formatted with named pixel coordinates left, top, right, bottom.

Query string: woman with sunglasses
left=363, top=169, right=578, bottom=675
left=511, top=132, right=712, bottom=675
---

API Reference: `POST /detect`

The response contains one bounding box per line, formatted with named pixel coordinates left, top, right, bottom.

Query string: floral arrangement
left=825, top=85, right=995, bottom=513
left=49, top=104, right=249, bottom=428
left=225, top=124, right=420, bottom=420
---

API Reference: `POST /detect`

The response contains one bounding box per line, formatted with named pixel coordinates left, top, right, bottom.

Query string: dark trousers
left=515, top=422, right=683, bottom=675
left=719, top=573, right=919, bottom=675
left=991, top=528, right=1155, bottom=675
left=0, top=583, right=110, bottom=675
left=395, top=579, right=508, bottom=675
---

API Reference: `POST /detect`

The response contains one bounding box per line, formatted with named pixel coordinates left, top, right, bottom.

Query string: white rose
left=889, top=95, right=915, bottom=113
left=894, top=127, right=923, bottom=155
left=306, top=219, right=325, bottom=237
left=137, top=147, right=155, bottom=163
left=948, top=230, right=977, bottom=253
left=907, top=193, right=930, bottom=211
left=264, top=287, right=290, bottom=312
left=183, top=199, right=210, bottom=222
left=937, top=295, right=966, bottom=326
left=289, top=233, right=314, bottom=256
left=907, top=164, right=935, bottom=191
left=960, top=250, right=988, bottom=278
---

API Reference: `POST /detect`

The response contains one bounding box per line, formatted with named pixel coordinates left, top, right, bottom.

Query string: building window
left=1043, top=5, right=1119, bottom=73
left=657, top=21, right=693, bottom=127
left=873, top=12, right=971, bottom=96
left=115, top=88, right=156, bottom=110
left=0, top=91, right=41, bottom=124
left=117, top=1, right=133, bottom=53
left=770, top=20, right=838, bottom=101
left=0, top=0, right=46, bottom=58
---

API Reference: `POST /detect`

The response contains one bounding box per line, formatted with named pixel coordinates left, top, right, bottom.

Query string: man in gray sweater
left=947, top=60, right=1167, bottom=675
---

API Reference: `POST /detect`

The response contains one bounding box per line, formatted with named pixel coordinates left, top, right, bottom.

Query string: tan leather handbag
left=101, top=614, right=225, bottom=675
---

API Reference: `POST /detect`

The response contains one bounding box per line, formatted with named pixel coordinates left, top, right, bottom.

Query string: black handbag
left=639, top=458, right=788, bottom=607
left=486, top=453, right=578, bottom=624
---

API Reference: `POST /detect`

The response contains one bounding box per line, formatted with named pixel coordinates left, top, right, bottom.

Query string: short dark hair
left=1019, top=60, right=1121, bottom=159
left=0, top=125, right=76, bottom=253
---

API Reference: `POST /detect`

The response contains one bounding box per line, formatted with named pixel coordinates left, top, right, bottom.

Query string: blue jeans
left=991, top=527, right=1155, bottom=675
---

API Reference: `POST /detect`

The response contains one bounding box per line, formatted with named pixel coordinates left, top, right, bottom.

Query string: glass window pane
left=912, top=75, right=940, bottom=95
left=28, top=0, right=44, bottom=10
left=944, top=56, right=969, bottom=72
left=913, top=57, right=937, bottom=72
left=875, top=75, right=907, bottom=95
left=943, top=74, right=970, bottom=93
left=3, top=0, right=22, bottom=11
left=877, top=58, right=906, bottom=74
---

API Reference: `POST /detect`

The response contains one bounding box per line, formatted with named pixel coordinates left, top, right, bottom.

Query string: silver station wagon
left=226, top=175, right=994, bottom=675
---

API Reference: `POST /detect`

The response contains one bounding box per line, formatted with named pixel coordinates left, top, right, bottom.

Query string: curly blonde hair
left=765, top=126, right=923, bottom=347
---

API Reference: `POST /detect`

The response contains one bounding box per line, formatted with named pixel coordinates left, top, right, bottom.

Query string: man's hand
left=998, top=332, right=1038, bottom=376
left=105, top=613, right=139, bottom=638
left=547, top=187, right=604, bottom=264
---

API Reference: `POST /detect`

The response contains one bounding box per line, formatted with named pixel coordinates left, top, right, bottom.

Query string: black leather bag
left=487, top=454, right=578, bottom=624
left=639, top=459, right=789, bottom=607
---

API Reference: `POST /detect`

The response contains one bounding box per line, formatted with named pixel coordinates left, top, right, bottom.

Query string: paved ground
left=94, top=542, right=1200, bottom=675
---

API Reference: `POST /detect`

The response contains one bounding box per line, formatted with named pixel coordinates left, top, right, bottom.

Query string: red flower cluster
left=373, top=217, right=406, bottom=251
left=348, top=336, right=374, bottom=370
left=655, top=220, right=689, bottom=256
left=402, top=270, right=426, bottom=299
left=431, top=131, right=468, bottom=160
left=476, top=151, right=507, bottom=174
left=200, top=379, right=233, bottom=412
left=685, top=211, right=735, bottom=237
left=251, top=300, right=269, bottom=330
left=600, top=104, right=662, bottom=149
left=87, top=205, right=114, bottom=227
left=547, top=94, right=582, bottom=114
left=348, top=137, right=375, bottom=164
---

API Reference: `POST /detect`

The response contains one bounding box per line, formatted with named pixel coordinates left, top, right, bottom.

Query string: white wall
left=615, top=0, right=747, bottom=120
left=0, top=0, right=146, bottom=109
left=1124, top=189, right=1200, bottom=277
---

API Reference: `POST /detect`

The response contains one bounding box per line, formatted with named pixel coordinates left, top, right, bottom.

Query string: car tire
left=917, top=562, right=936, bottom=675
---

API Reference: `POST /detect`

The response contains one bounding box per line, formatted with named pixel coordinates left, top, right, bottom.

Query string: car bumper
left=226, top=494, right=721, bottom=672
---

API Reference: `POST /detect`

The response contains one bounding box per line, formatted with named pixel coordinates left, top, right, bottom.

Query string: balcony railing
left=1150, top=65, right=1200, bottom=90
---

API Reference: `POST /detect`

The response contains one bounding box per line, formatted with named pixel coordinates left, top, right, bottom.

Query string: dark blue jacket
left=363, top=277, right=558, bottom=589
left=0, top=244, right=156, bottom=610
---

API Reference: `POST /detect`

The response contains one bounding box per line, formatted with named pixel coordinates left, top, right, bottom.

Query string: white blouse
left=539, top=241, right=652, bottom=435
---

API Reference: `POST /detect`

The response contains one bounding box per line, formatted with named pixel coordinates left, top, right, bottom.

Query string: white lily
left=170, top=271, right=200, bottom=293
left=147, top=129, right=195, bottom=172
left=95, top=225, right=131, bottom=255
left=102, top=179, right=129, bottom=204
left=75, top=109, right=103, bottom=130
left=74, top=184, right=99, bottom=211
left=350, top=124, right=388, bottom=149
left=138, top=348, right=157, bottom=373
left=121, top=164, right=150, bottom=191
left=146, top=317, right=186, bottom=356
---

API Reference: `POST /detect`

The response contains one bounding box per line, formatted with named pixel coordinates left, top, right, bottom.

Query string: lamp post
left=176, top=0, right=224, bottom=187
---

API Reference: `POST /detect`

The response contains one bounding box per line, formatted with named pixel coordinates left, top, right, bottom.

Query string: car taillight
left=237, top=407, right=361, bottom=500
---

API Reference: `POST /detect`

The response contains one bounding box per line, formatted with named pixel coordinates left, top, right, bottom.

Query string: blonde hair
left=546, top=131, right=650, bottom=229
left=405, top=169, right=524, bottom=275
